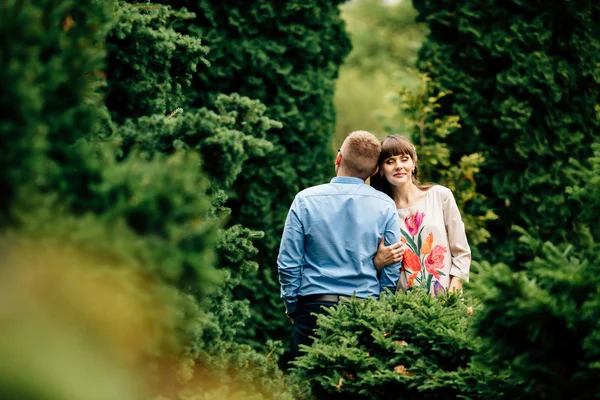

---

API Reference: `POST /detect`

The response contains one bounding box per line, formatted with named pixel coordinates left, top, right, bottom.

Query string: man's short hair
left=340, top=131, right=381, bottom=179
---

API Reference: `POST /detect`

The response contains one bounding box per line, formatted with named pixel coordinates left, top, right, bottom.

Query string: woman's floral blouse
left=396, top=185, right=471, bottom=295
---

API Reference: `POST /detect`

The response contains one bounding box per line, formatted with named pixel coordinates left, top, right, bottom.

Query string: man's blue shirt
left=277, top=176, right=403, bottom=316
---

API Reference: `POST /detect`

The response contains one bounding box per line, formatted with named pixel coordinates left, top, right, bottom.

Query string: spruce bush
left=293, top=291, right=508, bottom=399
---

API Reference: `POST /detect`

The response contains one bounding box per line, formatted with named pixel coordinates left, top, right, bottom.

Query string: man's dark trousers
left=292, top=301, right=336, bottom=359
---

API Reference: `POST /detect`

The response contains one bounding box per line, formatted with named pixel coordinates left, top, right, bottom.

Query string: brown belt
left=298, top=294, right=365, bottom=304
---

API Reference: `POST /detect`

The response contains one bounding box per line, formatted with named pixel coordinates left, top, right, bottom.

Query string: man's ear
left=335, top=152, right=342, bottom=166
left=371, top=166, right=379, bottom=177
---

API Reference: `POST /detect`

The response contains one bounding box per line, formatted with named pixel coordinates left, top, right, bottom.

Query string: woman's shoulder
left=427, top=185, right=454, bottom=202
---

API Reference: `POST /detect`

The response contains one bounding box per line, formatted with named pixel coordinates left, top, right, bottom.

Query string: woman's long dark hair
left=370, top=135, right=434, bottom=198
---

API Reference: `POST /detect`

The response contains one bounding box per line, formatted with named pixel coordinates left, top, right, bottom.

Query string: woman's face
left=381, top=153, right=415, bottom=186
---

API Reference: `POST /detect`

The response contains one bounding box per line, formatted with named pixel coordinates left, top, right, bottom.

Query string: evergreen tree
left=0, top=0, right=202, bottom=398
left=0, top=0, right=114, bottom=224
left=147, top=0, right=353, bottom=347
left=470, top=142, right=600, bottom=399
left=1, top=0, right=298, bottom=398
left=103, top=2, right=295, bottom=398
left=412, top=0, right=600, bottom=264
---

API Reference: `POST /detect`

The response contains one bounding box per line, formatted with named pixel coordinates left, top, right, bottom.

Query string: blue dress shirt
left=277, top=176, right=403, bottom=316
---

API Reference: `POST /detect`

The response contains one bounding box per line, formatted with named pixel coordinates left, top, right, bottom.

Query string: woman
left=371, top=135, right=470, bottom=294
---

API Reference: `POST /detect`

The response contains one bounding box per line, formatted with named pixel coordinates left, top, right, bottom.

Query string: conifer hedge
left=410, top=3, right=600, bottom=397
left=148, top=0, right=353, bottom=345
left=0, top=1, right=300, bottom=398
left=412, top=0, right=600, bottom=264
left=469, top=143, right=600, bottom=399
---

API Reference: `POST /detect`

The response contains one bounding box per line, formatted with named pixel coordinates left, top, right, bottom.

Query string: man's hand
left=374, top=236, right=404, bottom=272
left=286, top=313, right=295, bottom=325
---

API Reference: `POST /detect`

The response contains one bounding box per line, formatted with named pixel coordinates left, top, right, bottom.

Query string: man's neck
left=336, top=168, right=365, bottom=181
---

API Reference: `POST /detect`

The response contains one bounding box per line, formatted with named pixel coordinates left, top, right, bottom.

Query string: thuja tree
left=103, top=3, right=295, bottom=398
left=149, top=0, right=353, bottom=345
left=469, top=142, right=600, bottom=400
left=412, top=0, right=600, bottom=264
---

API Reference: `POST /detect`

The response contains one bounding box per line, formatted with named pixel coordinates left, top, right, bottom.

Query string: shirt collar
left=330, top=176, right=365, bottom=185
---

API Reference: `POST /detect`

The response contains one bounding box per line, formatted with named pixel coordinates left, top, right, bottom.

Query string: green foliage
left=413, top=0, right=600, bottom=263
left=566, top=142, right=600, bottom=246
left=114, top=93, right=278, bottom=192
left=470, top=235, right=600, bottom=399
left=181, top=340, right=294, bottom=400
left=145, top=0, right=353, bottom=347
left=469, top=138, right=600, bottom=399
left=2, top=0, right=301, bottom=398
left=16, top=143, right=222, bottom=294
left=0, top=0, right=114, bottom=224
left=293, top=291, right=508, bottom=399
left=105, top=1, right=209, bottom=121
left=101, top=2, right=299, bottom=397
left=333, top=0, right=427, bottom=149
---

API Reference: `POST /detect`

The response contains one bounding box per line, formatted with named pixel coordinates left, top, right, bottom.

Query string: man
left=278, top=130, right=403, bottom=359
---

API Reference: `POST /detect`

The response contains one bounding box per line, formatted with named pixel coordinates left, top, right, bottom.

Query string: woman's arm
left=448, top=276, right=463, bottom=292
left=442, top=188, right=471, bottom=285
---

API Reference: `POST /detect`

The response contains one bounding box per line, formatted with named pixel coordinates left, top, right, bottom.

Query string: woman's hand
left=374, top=236, right=404, bottom=272
left=448, top=276, right=463, bottom=293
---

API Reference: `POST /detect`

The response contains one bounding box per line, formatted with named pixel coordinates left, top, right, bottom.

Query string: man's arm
left=378, top=206, right=402, bottom=293
left=277, top=196, right=305, bottom=318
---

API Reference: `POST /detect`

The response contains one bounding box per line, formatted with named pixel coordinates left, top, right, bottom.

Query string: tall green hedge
left=412, top=0, right=600, bottom=264
left=147, top=0, right=353, bottom=346
left=469, top=142, right=600, bottom=399
left=102, top=2, right=296, bottom=397
left=0, top=1, right=300, bottom=398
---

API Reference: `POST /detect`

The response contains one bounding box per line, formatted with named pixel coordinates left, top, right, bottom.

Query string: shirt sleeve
left=379, top=205, right=402, bottom=292
left=442, top=188, right=471, bottom=282
left=277, top=196, right=305, bottom=316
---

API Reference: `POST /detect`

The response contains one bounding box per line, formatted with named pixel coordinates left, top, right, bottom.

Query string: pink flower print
left=405, top=212, right=425, bottom=236
left=425, top=245, right=447, bottom=280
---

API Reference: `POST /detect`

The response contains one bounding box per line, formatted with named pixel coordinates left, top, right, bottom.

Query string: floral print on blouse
left=396, top=185, right=471, bottom=295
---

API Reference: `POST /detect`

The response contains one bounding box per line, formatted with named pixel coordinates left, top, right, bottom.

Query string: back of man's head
left=339, top=131, right=381, bottom=180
